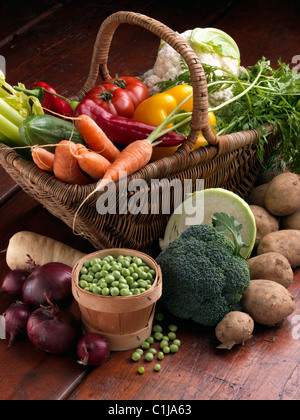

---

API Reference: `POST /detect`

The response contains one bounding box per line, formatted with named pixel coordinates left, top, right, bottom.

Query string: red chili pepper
left=74, top=98, right=185, bottom=147
left=85, top=75, right=149, bottom=118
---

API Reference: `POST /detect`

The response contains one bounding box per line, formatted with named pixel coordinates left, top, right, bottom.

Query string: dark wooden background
left=0, top=0, right=299, bottom=401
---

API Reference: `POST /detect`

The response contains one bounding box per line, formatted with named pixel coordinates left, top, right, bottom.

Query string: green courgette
left=18, top=114, right=84, bottom=147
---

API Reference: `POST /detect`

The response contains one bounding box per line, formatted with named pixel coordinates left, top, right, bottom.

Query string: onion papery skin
left=77, top=333, right=110, bottom=366
left=22, top=261, right=72, bottom=307
left=27, top=302, right=77, bottom=354
left=0, top=269, right=30, bottom=298
left=2, top=301, right=31, bottom=347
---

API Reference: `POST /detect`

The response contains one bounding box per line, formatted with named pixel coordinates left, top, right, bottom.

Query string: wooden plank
left=0, top=190, right=95, bottom=400
left=0, top=0, right=63, bottom=48
left=67, top=269, right=300, bottom=401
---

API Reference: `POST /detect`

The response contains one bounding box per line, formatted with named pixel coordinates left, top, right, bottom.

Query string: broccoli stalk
left=156, top=213, right=250, bottom=327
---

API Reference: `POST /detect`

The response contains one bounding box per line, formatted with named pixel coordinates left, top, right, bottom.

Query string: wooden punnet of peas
left=78, top=254, right=156, bottom=296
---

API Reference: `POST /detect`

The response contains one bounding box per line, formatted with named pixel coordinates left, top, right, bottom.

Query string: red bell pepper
left=85, top=75, right=149, bottom=118
left=14, top=82, right=79, bottom=117
left=74, top=98, right=185, bottom=147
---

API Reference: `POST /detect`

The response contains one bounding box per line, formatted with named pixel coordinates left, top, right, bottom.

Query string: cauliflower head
left=141, top=29, right=240, bottom=108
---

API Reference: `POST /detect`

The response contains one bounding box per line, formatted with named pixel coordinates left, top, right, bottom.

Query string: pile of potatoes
left=215, top=171, right=299, bottom=350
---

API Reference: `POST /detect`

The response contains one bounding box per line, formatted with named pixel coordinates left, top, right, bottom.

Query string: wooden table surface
left=0, top=0, right=299, bottom=402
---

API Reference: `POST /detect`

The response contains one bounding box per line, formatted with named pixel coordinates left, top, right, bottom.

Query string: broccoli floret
left=156, top=222, right=250, bottom=327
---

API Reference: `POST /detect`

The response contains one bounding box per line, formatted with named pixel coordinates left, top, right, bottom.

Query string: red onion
left=22, top=255, right=72, bottom=307
left=27, top=300, right=77, bottom=354
left=2, top=301, right=31, bottom=347
left=0, top=269, right=30, bottom=298
left=77, top=333, right=110, bottom=366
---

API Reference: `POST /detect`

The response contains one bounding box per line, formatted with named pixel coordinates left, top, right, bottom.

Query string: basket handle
left=75, top=11, right=260, bottom=155
left=75, top=11, right=222, bottom=152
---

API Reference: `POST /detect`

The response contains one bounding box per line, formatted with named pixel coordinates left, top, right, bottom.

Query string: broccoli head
left=156, top=221, right=250, bottom=327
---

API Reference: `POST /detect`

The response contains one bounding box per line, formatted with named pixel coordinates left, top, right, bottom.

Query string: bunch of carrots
left=31, top=93, right=192, bottom=192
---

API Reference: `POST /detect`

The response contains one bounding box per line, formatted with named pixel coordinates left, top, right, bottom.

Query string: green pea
left=120, top=288, right=130, bottom=296
left=170, top=344, right=179, bottom=353
left=131, top=272, right=139, bottom=280
left=154, top=332, right=163, bottom=341
left=121, top=259, right=130, bottom=268
left=141, top=341, right=150, bottom=350
left=130, top=263, right=138, bottom=270
left=147, top=272, right=153, bottom=281
left=173, top=339, right=181, bottom=347
left=101, top=287, right=110, bottom=296
left=99, top=270, right=108, bottom=278
left=102, top=262, right=111, bottom=271
left=83, top=261, right=91, bottom=268
left=149, top=348, right=157, bottom=355
left=157, top=351, right=164, bottom=360
left=98, top=281, right=107, bottom=288
left=80, top=266, right=88, bottom=275
left=92, top=285, right=102, bottom=294
left=94, top=272, right=102, bottom=280
left=91, top=263, right=101, bottom=272
left=154, top=364, right=161, bottom=372
left=131, top=352, right=141, bottom=361
left=168, top=324, right=178, bottom=332
left=162, top=336, right=169, bottom=342
left=79, top=280, right=89, bottom=289
left=160, top=340, right=169, bottom=349
left=90, top=257, right=101, bottom=265
left=146, top=336, right=154, bottom=344
left=112, top=270, right=121, bottom=280
left=133, top=257, right=143, bottom=266
left=137, top=270, right=148, bottom=280
left=145, top=352, right=154, bottom=362
left=163, top=346, right=170, bottom=354
left=138, top=366, right=145, bottom=374
left=111, top=280, right=119, bottom=287
left=121, top=268, right=131, bottom=277
left=132, top=288, right=140, bottom=295
left=85, top=274, right=94, bottom=283
left=137, top=279, right=147, bottom=288
left=117, top=255, right=124, bottom=263
left=152, top=324, right=163, bottom=333
left=105, top=274, right=115, bottom=284
left=168, top=332, right=176, bottom=340
left=110, top=287, right=119, bottom=296
left=135, top=348, right=143, bottom=355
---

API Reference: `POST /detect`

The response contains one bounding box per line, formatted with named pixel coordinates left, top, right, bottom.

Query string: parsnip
left=6, top=231, right=86, bottom=270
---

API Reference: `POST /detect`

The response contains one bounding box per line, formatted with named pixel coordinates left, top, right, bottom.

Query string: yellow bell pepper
left=133, top=85, right=216, bottom=161
left=133, top=85, right=194, bottom=128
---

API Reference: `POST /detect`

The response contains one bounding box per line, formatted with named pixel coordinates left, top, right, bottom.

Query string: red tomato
left=85, top=76, right=149, bottom=118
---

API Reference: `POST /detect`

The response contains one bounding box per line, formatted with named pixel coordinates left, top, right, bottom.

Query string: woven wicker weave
left=0, top=11, right=277, bottom=255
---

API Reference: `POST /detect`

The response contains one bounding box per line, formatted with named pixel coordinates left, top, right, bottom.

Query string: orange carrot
left=75, top=144, right=111, bottom=181
left=97, top=140, right=153, bottom=189
left=75, top=114, right=120, bottom=163
left=31, top=146, right=55, bottom=172
left=53, top=140, right=90, bottom=185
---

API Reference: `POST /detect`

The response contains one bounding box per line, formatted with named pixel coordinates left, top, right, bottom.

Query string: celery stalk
left=0, top=114, right=23, bottom=146
left=0, top=98, right=24, bottom=126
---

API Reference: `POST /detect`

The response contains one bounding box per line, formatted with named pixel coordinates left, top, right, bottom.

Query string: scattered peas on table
left=132, top=315, right=181, bottom=375
left=78, top=254, right=156, bottom=296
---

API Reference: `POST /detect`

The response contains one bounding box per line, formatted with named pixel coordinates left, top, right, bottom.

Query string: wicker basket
left=0, top=11, right=277, bottom=256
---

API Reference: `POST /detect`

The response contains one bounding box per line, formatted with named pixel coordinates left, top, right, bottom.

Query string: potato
left=249, top=205, right=279, bottom=246
left=247, top=184, right=268, bottom=207
left=257, top=229, right=300, bottom=268
left=281, top=209, right=300, bottom=230
left=241, top=279, right=295, bottom=325
left=248, top=252, right=293, bottom=288
left=215, top=311, right=254, bottom=349
left=264, top=172, right=300, bottom=216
